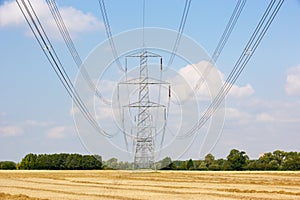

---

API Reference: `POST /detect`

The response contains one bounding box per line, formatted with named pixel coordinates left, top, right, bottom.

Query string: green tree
left=158, top=157, right=172, bottom=169
left=19, top=153, right=38, bottom=169
left=281, top=152, right=300, bottom=170
left=257, top=152, right=274, bottom=170
left=118, top=161, right=132, bottom=170
left=35, top=154, right=51, bottom=169
left=81, top=155, right=102, bottom=170
left=168, top=162, right=177, bottom=170
left=227, top=149, right=249, bottom=170
left=246, top=160, right=259, bottom=170
left=179, top=161, right=187, bottom=170
left=186, top=159, right=194, bottom=170
left=256, top=152, right=284, bottom=170
left=94, top=155, right=102, bottom=163
left=160, top=162, right=177, bottom=170
left=273, top=150, right=286, bottom=166
left=105, top=158, right=118, bottom=169
left=55, top=153, right=69, bottom=169
left=266, top=160, right=279, bottom=170
left=173, top=160, right=185, bottom=170
left=216, top=159, right=230, bottom=170
left=204, top=153, right=215, bottom=168
left=0, top=161, right=16, bottom=169
left=66, top=154, right=83, bottom=169
left=19, top=153, right=103, bottom=170
left=198, top=162, right=208, bottom=170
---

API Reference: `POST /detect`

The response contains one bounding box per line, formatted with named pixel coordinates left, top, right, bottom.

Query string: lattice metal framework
left=119, top=49, right=170, bottom=169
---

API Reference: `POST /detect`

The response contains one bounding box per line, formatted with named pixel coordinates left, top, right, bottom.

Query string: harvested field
left=0, top=170, right=299, bottom=200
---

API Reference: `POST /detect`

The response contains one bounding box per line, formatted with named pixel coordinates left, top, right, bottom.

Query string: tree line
left=12, top=153, right=102, bottom=170
left=159, top=149, right=300, bottom=171
left=104, top=149, right=300, bottom=171
left=0, top=149, right=299, bottom=170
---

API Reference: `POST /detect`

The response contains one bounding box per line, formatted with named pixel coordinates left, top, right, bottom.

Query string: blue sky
left=0, top=0, right=300, bottom=162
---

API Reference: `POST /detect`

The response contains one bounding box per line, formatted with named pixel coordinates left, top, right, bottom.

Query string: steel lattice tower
left=133, top=49, right=154, bottom=169
left=118, top=49, right=169, bottom=169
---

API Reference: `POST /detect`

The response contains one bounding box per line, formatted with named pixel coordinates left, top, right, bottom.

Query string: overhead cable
left=194, top=0, right=247, bottom=92
left=46, top=0, right=112, bottom=105
left=168, top=0, right=192, bottom=66
left=182, top=0, right=284, bottom=138
left=16, top=0, right=113, bottom=138
left=98, top=0, right=123, bottom=71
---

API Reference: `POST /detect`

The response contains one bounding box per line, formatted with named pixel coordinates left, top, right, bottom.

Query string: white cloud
left=0, top=125, right=23, bottom=136
left=228, top=83, right=255, bottom=98
left=24, top=120, right=54, bottom=127
left=219, top=97, right=300, bottom=159
left=285, top=65, right=300, bottom=96
left=0, top=0, right=103, bottom=38
left=178, top=61, right=254, bottom=99
left=177, top=61, right=217, bottom=100
left=95, top=107, right=114, bottom=120
left=225, top=107, right=252, bottom=125
left=47, top=126, right=66, bottom=139
left=59, top=6, right=102, bottom=35
left=256, top=113, right=274, bottom=122
left=0, top=1, right=24, bottom=27
left=178, top=62, right=203, bottom=88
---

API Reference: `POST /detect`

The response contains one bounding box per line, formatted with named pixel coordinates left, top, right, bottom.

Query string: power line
left=17, top=0, right=284, bottom=158
left=98, top=0, right=123, bottom=72
left=212, top=0, right=246, bottom=62
left=16, top=0, right=113, bottom=138
left=46, top=0, right=112, bottom=105
left=168, top=0, right=192, bottom=66
left=182, top=0, right=284, bottom=138
left=181, top=0, right=246, bottom=103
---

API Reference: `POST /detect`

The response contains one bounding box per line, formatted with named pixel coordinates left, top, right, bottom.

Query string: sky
left=0, top=0, right=300, bottom=162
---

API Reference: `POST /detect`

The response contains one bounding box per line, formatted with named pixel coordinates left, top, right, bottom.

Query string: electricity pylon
left=118, top=49, right=170, bottom=169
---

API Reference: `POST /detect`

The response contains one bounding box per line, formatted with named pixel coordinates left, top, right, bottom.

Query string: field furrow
left=0, top=170, right=299, bottom=200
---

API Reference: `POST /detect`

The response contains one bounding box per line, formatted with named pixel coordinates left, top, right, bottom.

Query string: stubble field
left=0, top=170, right=299, bottom=200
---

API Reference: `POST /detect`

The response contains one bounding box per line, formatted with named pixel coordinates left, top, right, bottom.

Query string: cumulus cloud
left=228, top=83, right=255, bottom=98
left=0, top=125, right=23, bottom=136
left=178, top=61, right=255, bottom=99
left=176, top=61, right=220, bottom=101
left=285, top=65, right=300, bottom=96
left=0, top=1, right=24, bottom=27
left=0, top=0, right=103, bottom=38
left=47, top=126, right=66, bottom=139
left=178, top=62, right=204, bottom=88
